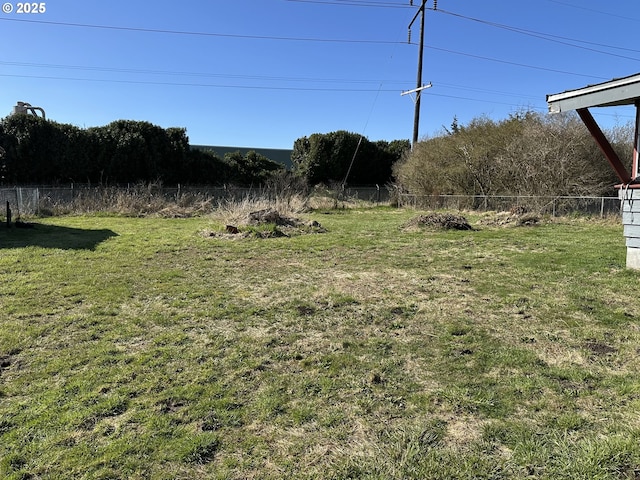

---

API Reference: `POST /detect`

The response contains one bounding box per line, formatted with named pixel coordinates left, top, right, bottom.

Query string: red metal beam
left=577, top=107, right=632, bottom=185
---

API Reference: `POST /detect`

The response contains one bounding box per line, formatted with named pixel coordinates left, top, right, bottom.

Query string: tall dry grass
left=37, top=182, right=387, bottom=219
left=39, top=183, right=317, bottom=219
left=39, top=184, right=217, bottom=218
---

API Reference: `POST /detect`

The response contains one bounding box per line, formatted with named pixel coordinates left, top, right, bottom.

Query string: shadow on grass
left=0, top=223, right=118, bottom=250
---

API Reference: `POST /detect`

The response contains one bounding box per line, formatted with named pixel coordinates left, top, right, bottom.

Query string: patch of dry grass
left=41, top=183, right=218, bottom=218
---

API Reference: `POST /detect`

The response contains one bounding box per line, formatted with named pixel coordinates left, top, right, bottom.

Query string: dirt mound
left=403, top=213, right=474, bottom=231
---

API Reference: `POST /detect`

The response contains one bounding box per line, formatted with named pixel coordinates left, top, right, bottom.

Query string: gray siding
left=620, top=189, right=640, bottom=248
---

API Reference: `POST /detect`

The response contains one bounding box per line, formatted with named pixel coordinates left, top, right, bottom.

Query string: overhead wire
left=341, top=0, right=410, bottom=186
left=1, top=57, right=577, bottom=99
left=0, top=16, right=406, bottom=45
left=435, top=9, right=640, bottom=62
left=544, top=0, right=640, bottom=22
left=0, top=71, right=550, bottom=109
left=0, top=73, right=402, bottom=92
left=0, top=60, right=410, bottom=85
left=287, top=0, right=640, bottom=62
left=0, top=4, right=635, bottom=116
left=285, top=0, right=412, bottom=8
left=0, top=30, right=612, bottom=87
left=0, top=10, right=631, bottom=79
left=425, top=45, right=609, bottom=81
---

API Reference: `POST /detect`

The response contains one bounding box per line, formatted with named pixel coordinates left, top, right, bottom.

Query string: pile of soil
left=403, top=213, right=474, bottom=231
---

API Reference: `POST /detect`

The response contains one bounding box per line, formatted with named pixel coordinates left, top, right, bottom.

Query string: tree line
left=0, top=115, right=286, bottom=186
left=0, top=115, right=409, bottom=187
left=1, top=110, right=626, bottom=194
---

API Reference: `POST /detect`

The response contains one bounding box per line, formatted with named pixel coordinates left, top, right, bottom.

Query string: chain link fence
left=0, top=188, right=40, bottom=217
left=0, top=186, right=622, bottom=218
left=396, top=193, right=621, bottom=217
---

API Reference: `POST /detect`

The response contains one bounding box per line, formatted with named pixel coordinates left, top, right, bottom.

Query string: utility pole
left=407, top=0, right=435, bottom=147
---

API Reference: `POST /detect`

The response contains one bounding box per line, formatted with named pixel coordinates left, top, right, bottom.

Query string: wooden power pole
left=412, top=0, right=426, bottom=146
left=405, top=0, right=435, bottom=147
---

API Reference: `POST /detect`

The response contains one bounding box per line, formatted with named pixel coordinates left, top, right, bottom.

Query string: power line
left=545, top=0, right=640, bottom=22
left=429, top=91, right=545, bottom=109
left=1, top=10, right=633, bottom=76
left=1, top=46, right=607, bottom=85
left=292, top=0, right=640, bottom=60
left=285, top=0, right=412, bottom=7
left=0, top=60, right=409, bottom=85
left=0, top=44, right=609, bottom=93
left=2, top=72, right=632, bottom=119
left=426, top=44, right=609, bottom=81
left=0, top=73, right=403, bottom=92
left=0, top=16, right=406, bottom=45
left=436, top=81, right=541, bottom=102
left=0, top=5, right=624, bottom=112
left=0, top=61, right=572, bottom=107
left=436, top=9, right=640, bottom=62
left=0, top=70, right=557, bottom=109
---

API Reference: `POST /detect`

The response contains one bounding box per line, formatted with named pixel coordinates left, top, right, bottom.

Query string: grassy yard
left=1, top=208, right=639, bottom=479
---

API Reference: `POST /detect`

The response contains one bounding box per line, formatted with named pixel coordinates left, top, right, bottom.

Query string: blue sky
left=0, top=0, right=638, bottom=149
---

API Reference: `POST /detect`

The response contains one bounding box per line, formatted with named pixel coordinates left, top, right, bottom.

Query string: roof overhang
left=547, top=73, right=640, bottom=113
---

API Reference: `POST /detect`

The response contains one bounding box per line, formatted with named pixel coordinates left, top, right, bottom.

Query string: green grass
left=1, top=209, right=639, bottom=479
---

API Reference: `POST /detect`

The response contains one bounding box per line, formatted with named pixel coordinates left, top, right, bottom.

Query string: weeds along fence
left=0, top=184, right=390, bottom=215
left=0, top=185, right=622, bottom=217
left=397, top=193, right=621, bottom=217
left=0, top=187, right=40, bottom=217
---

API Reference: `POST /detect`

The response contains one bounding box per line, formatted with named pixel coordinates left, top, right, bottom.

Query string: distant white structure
left=12, top=101, right=46, bottom=120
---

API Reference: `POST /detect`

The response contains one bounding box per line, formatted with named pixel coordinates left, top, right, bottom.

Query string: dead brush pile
left=207, top=206, right=325, bottom=239
left=403, top=212, right=474, bottom=231
left=477, top=210, right=542, bottom=227
left=245, top=208, right=301, bottom=227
